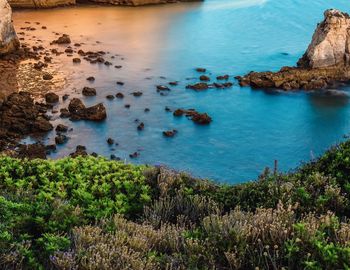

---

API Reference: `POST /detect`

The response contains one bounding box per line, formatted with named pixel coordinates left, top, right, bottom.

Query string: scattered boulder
left=163, top=129, right=177, bottom=137
left=68, top=98, right=106, bottom=121
left=70, top=145, right=87, bottom=157
left=137, top=122, right=144, bottom=131
left=82, top=87, right=96, bottom=96
left=156, top=85, right=170, bottom=91
left=45, top=92, right=59, bottom=103
left=115, top=93, right=124, bottom=99
left=55, top=124, right=68, bottom=132
left=173, top=108, right=212, bottom=125
left=196, top=67, right=206, bottom=72
left=186, top=83, right=209, bottom=91
left=42, top=73, right=53, bottom=80
left=55, top=134, right=68, bottom=145
left=132, top=91, right=143, bottom=97
left=52, top=34, right=71, bottom=44
left=200, top=75, right=210, bottom=81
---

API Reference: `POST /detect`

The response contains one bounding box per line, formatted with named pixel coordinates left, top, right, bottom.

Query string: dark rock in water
left=116, top=92, right=124, bottom=99
left=132, top=91, right=143, bottom=97
left=137, top=122, right=145, bottom=131
left=104, top=61, right=112, bottom=66
left=86, top=76, right=95, bottom=82
left=72, top=58, right=81, bottom=63
left=42, top=73, right=53, bottom=80
left=106, top=95, right=115, bottom=100
left=65, top=48, right=73, bottom=54
left=34, top=61, right=47, bottom=70
left=91, top=152, right=98, bottom=157
left=52, top=34, right=71, bottom=44
left=169, top=81, right=178, bottom=86
left=18, top=143, right=46, bottom=159
left=186, top=83, right=209, bottom=91
left=163, top=129, right=177, bottom=137
left=107, top=138, right=114, bottom=145
left=217, top=74, right=229, bottom=80
left=60, top=108, right=70, bottom=118
left=55, top=134, right=68, bottom=145
left=144, top=108, right=150, bottom=112
left=196, top=67, right=206, bottom=73
left=62, top=94, right=69, bottom=101
left=70, top=145, right=87, bottom=157
left=82, top=87, right=97, bottom=96
left=124, top=104, right=130, bottom=108
left=129, top=152, right=139, bottom=158
left=115, top=65, right=122, bottom=69
left=200, top=75, right=210, bottom=81
left=45, top=144, right=57, bottom=154
left=173, top=108, right=185, bottom=117
left=110, top=154, right=120, bottom=161
left=191, top=112, right=212, bottom=125
left=56, top=124, right=68, bottom=132
left=173, top=108, right=212, bottom=125
left=45, top=92, right=59, bottom=104
left=165, top=106, right=171, bottom=112
left=68, top=98, right=107, bottom=121
left=157, top=85, right=170, bottom=91
left=116, top=81, right=124, bottom=85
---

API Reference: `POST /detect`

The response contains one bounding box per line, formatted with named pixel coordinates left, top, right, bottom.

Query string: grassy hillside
left=1, top=141, right=350, bottom=269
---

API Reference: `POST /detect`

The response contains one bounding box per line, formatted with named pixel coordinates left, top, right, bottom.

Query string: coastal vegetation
left=1, top=139, right=350, bottom=269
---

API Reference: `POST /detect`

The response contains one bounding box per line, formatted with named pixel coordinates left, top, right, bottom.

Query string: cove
left=12, top=0, right=350, bottom=183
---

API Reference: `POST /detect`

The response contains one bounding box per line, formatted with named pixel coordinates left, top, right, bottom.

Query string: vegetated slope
left=1, top=141, right=350, bottom=269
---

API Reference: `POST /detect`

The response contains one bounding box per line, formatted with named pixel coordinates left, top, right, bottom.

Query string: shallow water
left=12, top=0, right=350, bottom=183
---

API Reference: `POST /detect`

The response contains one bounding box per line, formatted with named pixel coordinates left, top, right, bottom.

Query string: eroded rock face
left=298, top=9, right=350, bottom=68
left=238, top=9, right=350, bottom=91
left=0, top=0, right=19, bottom=55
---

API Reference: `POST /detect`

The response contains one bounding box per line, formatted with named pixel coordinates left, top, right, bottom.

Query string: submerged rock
left=0, top=0, right=20, bottom=55
left=238, top=9, right=350, bottom=91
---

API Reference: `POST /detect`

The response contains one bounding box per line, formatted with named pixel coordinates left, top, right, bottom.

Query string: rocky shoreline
left=8, top=0, right=201, bottom=8
left=237, top=9, right=350, bottom=91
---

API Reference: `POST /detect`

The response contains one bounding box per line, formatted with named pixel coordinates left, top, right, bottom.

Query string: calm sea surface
left=12, top=0, right=350, bottom=183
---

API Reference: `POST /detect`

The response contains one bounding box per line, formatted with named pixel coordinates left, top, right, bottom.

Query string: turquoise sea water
left=14, top=0, right=350, bottom=183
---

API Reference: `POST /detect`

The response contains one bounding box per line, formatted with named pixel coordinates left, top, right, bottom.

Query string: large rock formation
left=8, top=0, right=75, bottom=8
left=298, top=9, right=350, bottom=69
left=0, top=0, right=19, bottom=55
left=238, top=9, right=350, bottom=91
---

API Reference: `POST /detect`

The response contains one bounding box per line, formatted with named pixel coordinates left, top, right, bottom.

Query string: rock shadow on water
left=308, top=89, right=349, bottom=108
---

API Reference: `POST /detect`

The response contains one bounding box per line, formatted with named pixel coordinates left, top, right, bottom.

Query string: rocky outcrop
left=298, top=9, right=350, bottom=68
left=238, top=9, right=350, bottom=91
left=68, top=98, right=107, bottom=121
left=0, top=0, right=19, bottom=55
left=8, top=0, right=75, bottom=8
